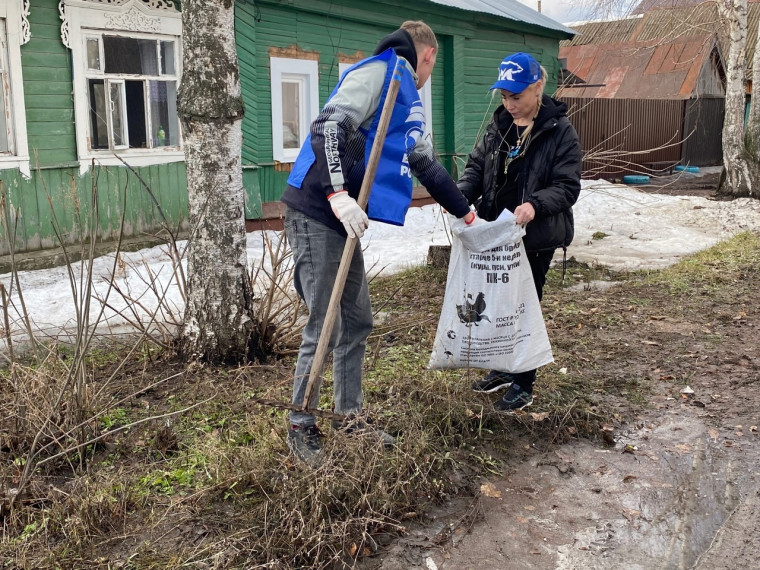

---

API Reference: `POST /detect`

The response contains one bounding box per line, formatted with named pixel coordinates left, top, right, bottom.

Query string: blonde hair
left=535, top=65, right=548, bottom=93
left=536, top=65, right=548, bottom=107
left=400, top=20, right=438, bottom=50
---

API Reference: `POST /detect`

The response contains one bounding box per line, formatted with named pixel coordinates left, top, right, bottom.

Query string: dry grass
left=3, top=232, right=759, bottom=568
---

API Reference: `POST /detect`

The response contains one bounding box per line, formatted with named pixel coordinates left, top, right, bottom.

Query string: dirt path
left=380, top=363, right=760, bottom=570
left=436, top=396, right=760, bottom=569
left=380, top=172, right=760, bottom=570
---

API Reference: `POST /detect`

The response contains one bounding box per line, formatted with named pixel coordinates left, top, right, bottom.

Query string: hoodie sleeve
left=308, top=61, right=385, bottom=195
left=409, top=136, right=471, bottom=218
left=456, top=131, right=489, bottom=205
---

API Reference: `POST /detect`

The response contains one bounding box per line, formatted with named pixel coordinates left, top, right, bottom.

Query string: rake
left=252, top=57, right=408, bottom=421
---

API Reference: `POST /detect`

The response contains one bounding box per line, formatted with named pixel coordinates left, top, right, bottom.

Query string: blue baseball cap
left=490, top=52, right=541, bottom=94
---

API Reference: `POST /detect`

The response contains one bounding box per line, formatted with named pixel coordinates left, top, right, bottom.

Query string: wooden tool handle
left=301, top=58, right=407, bottom=411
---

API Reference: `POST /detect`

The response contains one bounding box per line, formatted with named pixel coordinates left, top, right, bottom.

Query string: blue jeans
left=284, top=208, right=373, bottom=426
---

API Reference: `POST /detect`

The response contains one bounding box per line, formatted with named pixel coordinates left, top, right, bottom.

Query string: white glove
left=328, top=191, right=369, bottom=238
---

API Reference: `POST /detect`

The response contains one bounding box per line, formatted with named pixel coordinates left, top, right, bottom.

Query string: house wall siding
left=3, top=0, right=567, bottom=255
left=24, top=0, right=77, bottom=166
left=1, top=161, right=189, bottom=256
left=239, top=0, right=565, bottom=202
left=1, top=0, right=189, bottom=256
left=695, top=53, right=726, bottom=97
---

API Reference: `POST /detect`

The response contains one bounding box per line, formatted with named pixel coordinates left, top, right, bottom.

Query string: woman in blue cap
left=458, top=52, right=582, bottom=412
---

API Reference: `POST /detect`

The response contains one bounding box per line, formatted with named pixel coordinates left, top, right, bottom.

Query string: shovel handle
left=301, top=58, right=407, bottom=410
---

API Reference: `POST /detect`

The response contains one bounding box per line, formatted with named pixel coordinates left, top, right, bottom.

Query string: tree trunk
left=718, top=0, right=759, bottom=197
left=178, top=0, right=258, bottom=362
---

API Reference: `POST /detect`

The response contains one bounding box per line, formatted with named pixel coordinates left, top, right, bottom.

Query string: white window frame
left=419, top=77, right=433, bottom=143
left=61, top=0, right=183, bottom=174
left=339, top=61, right=433, bottom=142
left=0, top=0, right=31, bottom=177
left=270, top=57, right=319, bottom=163
left=338, top=62, right=351, bottom=81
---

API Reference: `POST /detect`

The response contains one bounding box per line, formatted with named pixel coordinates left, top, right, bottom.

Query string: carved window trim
left=60, top=0, right=183, bottom=173
left=0, top=0, right=31, bottom=177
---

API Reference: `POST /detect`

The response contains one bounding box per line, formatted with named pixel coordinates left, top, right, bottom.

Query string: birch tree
left=717, top=0, right=759, bottom=197
left=178, top=0, right=258, bottom=362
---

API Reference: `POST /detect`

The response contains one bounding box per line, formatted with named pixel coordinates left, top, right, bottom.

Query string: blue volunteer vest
left=286, top=49, right=424, bottom=226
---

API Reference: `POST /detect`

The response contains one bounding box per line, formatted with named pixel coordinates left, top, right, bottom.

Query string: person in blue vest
left=281, top=20, right=481, bottom=464
left=458, top=52, right=582, bottom=413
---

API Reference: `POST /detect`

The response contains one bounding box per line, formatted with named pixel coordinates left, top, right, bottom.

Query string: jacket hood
left=373, top=29, right=418, bottom=71
left=493, top=94, right=568, bottom=131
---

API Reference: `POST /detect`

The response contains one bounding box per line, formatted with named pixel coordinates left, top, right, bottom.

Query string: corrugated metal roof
left=561, top=16, right=643, bottom=46
left=562, top=4, right=760, bottom=74
left=428, top=0, right=576, bottom=36
left=639, top=4, right=760, bottom=68
left=634, top=4, right=719, bottom=43
left=631, top=0, right=704, bottom=16
left=558, top=34, right=721, bottom=99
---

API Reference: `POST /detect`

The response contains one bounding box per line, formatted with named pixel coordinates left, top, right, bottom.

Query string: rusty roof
left=558, top=33, right=721, bottom=99
left=562, top=3, right=760, bottom=73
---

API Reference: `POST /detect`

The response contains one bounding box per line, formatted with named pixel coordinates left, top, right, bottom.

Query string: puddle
left=556, top=416, right=745, bottom=569
left=408, top=410, right=760, bottom=570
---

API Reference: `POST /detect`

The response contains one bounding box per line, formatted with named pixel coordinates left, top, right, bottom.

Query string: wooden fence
left=560, top=97, right=723, bottom=178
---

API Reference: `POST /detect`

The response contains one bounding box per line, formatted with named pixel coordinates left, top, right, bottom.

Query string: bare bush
left=248, top=231, right=305, bottom=359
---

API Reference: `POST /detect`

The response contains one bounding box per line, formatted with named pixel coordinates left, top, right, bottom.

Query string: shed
left=558, top=9, right=728, bottom=172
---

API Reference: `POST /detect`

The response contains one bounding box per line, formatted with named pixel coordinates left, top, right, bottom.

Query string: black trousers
left=506, top=249, right=555, bottom=393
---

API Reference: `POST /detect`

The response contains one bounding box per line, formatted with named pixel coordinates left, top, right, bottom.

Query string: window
left=338, top=62, right=351, bottom=80
left=0, top=20, right=12, bottom=155
left=84, top=34, right=180, bottom=150
left=418, top=77, right=433, bottom=143
left=0, top=0, right=31, bottom=176
left=60, top=0, right=183, bottom=172
left=270, top=57, right=319, bottom=162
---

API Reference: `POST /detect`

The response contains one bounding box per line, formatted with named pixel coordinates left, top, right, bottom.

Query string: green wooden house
left=0, top=0, right=573, bottom=256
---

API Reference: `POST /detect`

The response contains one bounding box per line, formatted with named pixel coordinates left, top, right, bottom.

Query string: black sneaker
left=287, top=424, right=325, bottom=465
left=332, top=415, right=395, bottom=448
left=472, top=370, right=515, bottom=393
left=494, top=385, right=534, bottom=413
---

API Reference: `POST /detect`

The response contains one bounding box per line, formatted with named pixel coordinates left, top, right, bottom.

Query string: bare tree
left=178, top=0, right=259, bottom=361
left=717, top=0, right=759, bottom=196
left=574, top=0, right=640, bottom=20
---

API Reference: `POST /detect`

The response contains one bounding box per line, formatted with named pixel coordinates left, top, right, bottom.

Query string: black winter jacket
left=458, top=95, right=582, bottom=252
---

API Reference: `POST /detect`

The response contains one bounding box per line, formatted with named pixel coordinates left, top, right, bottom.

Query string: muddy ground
left=379, top=170, right=760, bottom=570
left=4, top=169, right=758, bottom=569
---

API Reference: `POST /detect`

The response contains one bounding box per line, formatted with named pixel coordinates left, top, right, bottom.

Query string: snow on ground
left=2, top=166, right=760, bottom=347
left=569, top=173, right=760, bottom=270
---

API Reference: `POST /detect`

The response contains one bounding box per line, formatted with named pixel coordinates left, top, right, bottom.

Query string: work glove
left=328, top=191, right=369, bottom=238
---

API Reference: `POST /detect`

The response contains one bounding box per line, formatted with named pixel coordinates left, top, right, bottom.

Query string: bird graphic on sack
left=456, top=292, right=491, bottom=326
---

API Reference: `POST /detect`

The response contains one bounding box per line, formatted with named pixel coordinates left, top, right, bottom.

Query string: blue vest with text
left=286, top=49, right=424, bottom=226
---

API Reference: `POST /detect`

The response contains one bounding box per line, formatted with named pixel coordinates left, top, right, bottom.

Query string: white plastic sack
left=428, top=210, right=554, bottom=372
